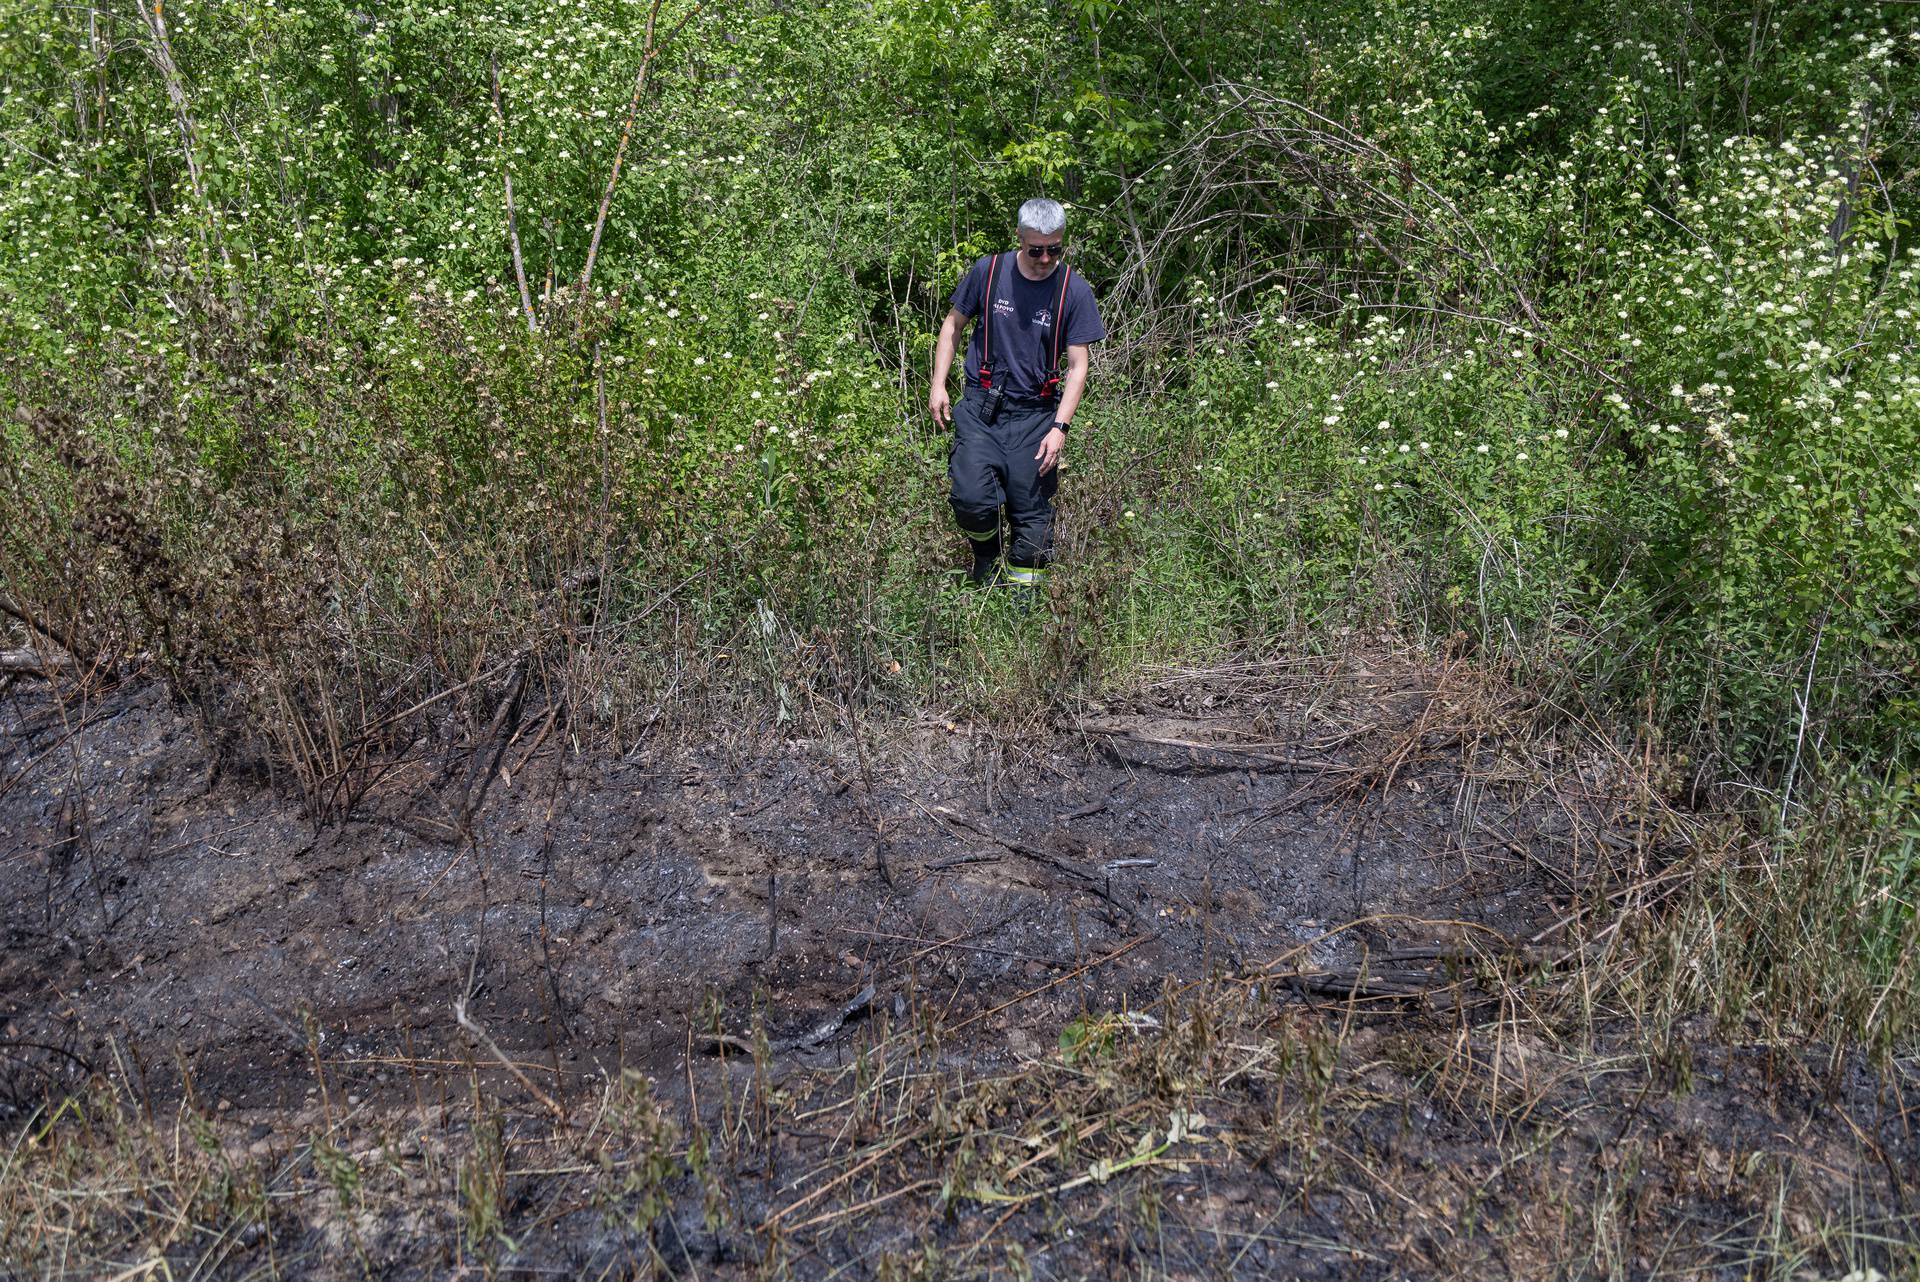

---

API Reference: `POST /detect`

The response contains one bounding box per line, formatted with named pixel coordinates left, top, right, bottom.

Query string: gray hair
left=1017, top=198, right=1066, bottom=237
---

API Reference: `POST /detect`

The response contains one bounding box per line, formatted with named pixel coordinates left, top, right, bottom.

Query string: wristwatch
left=1051, top=420, right=1070, bottom=436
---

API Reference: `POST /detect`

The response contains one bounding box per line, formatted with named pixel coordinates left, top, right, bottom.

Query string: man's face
left=1018, top=228, right=1065, bottom=275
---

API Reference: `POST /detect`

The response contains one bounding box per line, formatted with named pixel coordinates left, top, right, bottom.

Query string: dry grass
left=3, top=911, right=1912, bottom=1279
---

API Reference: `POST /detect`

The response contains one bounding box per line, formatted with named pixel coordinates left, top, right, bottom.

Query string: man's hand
left=1034, top=426, right=1066, bottom=475
left=929, top=386, right=953, bottom=427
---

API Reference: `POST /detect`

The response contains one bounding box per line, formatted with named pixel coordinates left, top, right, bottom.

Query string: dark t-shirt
left=950, top=252, right=1106, bottom=400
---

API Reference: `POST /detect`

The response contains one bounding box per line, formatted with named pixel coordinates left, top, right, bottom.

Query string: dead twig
left=928, top=806, right=1141, bottom=926
left=456, top=652, right=530, bottom=836
left=452, top=995, right=568, bottom=1123
left=946, top=934, right=1155, bottom=1033
left=509, top=701, right=562, bottom=777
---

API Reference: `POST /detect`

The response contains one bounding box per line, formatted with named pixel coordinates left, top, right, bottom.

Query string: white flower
left=1475, top=443, right=1490, bottom=454
left=1515, top=451, right=1529, bottom=461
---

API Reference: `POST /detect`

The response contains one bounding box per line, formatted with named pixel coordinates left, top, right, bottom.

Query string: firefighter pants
left=948, top=392, right=1057, bottom=583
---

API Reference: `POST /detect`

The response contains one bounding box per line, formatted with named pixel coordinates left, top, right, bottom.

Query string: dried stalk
left=574, top=0, right=701, bottom=332
left=136, top=0, right=233, bottom=279
left=489, top=56, right=537, bottom=333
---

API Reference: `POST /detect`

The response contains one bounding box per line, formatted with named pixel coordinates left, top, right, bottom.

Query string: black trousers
left=947, top=392, right=1057, bottom=570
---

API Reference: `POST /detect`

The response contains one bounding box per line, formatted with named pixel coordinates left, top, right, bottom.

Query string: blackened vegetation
left=0, top=653, right=1912, bottom=1277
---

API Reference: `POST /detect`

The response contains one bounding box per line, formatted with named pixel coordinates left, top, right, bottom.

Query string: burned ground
left=1, top=653, right=1913, bottom=1279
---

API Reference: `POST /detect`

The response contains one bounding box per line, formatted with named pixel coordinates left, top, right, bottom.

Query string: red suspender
left=979, top=252, right=1005, bottom=389
left=1044, top=265, right=1072, bottom=400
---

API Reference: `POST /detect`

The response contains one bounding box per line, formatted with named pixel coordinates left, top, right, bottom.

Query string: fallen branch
left=927, top=852, right=1002, bottom=870
left=696, top=983, right=876, bottom=1057
left=1077, top=719, right=1353, bottom=776
left=0, top=594, right=84, bottom=662
left=1, top=649, right=67, bottom=676
left=1283, top=968, right=1460, bottom=1000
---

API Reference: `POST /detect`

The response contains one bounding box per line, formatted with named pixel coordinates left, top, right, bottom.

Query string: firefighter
left=928, top=198, right=1107, bottom=597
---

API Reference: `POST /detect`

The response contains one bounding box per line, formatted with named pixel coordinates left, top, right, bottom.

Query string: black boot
left=959, top=524, right=1002, bottom=586
left=968, top=544, right=1001, bottom=586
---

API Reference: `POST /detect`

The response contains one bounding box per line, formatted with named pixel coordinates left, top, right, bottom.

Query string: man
left=929, top=198, right=1106, bottom=597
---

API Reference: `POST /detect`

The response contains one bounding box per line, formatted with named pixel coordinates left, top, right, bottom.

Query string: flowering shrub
left=0, top=0, right=1914, bottom=788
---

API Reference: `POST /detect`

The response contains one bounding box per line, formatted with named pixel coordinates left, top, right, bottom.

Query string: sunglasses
left=1023, top=242, right=1066, bottom=259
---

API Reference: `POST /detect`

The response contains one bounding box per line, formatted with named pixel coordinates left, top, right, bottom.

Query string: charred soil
left=0, top=651, right=1913, bottom=1279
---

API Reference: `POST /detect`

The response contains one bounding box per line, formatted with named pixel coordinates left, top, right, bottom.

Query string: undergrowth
left=0, top=0, right=1917, bottom=1213
left=2, top=947, right=1910, bottom=1278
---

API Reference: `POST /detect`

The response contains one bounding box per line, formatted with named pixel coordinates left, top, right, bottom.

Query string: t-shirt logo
left=1033, top=307, right=1053, bottom=330
left=992, top=298, right=1015, bottom=319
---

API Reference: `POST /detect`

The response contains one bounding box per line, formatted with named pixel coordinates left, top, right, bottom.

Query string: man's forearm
left=931, top=325, right=958, bottom=391
left=1054, top=359, right=1089, bottom=425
